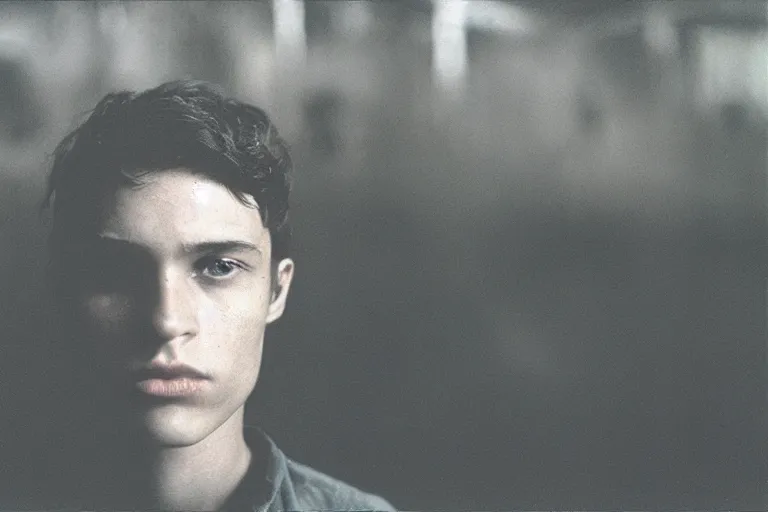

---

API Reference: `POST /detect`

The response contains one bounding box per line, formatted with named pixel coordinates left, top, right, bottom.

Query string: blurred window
left=693, top=26, right=768, bottom=120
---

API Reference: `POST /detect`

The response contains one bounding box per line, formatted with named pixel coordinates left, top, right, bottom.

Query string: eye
left=197, top=257, right=245, bottom=279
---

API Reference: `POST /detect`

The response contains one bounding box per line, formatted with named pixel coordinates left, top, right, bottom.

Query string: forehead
left=97, top=169, right=268, bottom=249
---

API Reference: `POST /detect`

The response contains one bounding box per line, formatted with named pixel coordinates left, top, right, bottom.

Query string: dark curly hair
left=44, top=80, right=293, bottom=284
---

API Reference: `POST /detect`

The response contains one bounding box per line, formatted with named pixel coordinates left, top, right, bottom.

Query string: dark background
left=1, top=1, right=766, bottom=509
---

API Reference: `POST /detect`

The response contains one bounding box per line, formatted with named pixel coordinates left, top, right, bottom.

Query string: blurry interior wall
left=0, top=1, right=765, bottom=509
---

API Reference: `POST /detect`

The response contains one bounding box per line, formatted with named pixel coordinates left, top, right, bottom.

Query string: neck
left=149, top=410, right=252, bottom=511
left=90, top=408, right=252, bottom=511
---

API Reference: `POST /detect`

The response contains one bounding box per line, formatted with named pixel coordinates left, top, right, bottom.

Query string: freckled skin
left=76, top=169, right=294, bottom=448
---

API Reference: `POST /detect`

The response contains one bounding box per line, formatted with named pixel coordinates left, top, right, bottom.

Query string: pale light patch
left=191, top=180, right=216, bottom=208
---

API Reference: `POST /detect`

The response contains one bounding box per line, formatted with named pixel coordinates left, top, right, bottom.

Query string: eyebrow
left=181, top=240, right=262, bottom=256
left=94, top=235, right=262, bottom=257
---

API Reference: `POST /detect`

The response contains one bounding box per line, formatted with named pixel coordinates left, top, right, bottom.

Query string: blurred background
left=0, top=0, right=766, bottom=509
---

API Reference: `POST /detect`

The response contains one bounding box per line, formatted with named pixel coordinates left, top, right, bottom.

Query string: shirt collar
left=221, top=425, right=286, bottom=512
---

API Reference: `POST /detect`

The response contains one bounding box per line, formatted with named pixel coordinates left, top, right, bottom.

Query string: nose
left=151, top=270, right=198, bottom=341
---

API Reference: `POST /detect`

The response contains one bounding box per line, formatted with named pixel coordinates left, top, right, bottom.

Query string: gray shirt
left=223, top=427, right=395, bottom=512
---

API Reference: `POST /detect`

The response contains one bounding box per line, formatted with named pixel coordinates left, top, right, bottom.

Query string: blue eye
left=198, top=258, right=244, bottom=279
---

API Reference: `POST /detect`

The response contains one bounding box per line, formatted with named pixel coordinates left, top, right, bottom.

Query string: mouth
left=130, top=363, right=210, bottom=398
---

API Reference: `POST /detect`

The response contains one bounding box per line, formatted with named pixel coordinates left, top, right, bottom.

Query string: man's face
left=71, top=169, right=293, bottom=447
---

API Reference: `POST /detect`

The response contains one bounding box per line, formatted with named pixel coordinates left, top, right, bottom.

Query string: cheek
left=201, top=293, right=268, bottom=365
left=82, top=293, right=134, bottom=335
left=202, top=285, right=270, bottom=330
left=74, top=293, right=136, bottom=366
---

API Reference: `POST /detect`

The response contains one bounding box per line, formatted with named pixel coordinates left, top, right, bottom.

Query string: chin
left=139, top=404, right=215, bottom=447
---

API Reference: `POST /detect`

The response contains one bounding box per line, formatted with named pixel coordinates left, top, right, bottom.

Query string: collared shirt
left=223, top=427, right=395, bottom=512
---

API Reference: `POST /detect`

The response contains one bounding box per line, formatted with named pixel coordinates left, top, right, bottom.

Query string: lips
left=133, top=364, right=209, bottom=380
left=135, top=376, right=206, bottom=397
left=130, top=362, right=210, bottom=398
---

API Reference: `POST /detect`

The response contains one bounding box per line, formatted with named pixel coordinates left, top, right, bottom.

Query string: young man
left=41, top=80, right=393, bottom=511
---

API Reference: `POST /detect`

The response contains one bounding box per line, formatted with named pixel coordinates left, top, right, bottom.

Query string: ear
left=266, top=258, right=294, bottom=324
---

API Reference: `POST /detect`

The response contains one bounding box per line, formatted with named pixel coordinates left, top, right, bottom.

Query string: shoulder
left=284, top=457, right=395, bottom=512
